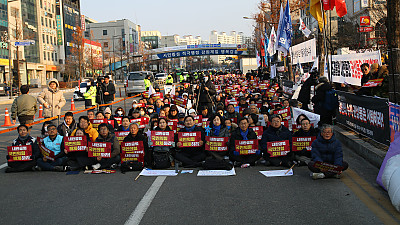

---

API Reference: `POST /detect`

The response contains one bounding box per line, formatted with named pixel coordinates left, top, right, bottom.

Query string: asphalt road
left=0, top=85, right=399, bottom=225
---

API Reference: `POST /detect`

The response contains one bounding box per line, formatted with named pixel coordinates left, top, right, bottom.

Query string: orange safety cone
left=2, top=108, right=14, bottom=127
left=38, top=104, right=44, bottom=118
left=71, top=98, right=76, bottom=111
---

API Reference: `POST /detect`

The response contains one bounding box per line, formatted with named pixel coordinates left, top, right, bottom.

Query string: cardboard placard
left=150, top=131, right=174, bottom=146
left=114, top=117, right=122, bottom=125
left=234, top=139, right=259, bottom=155
left=7, top=145, right=32, bottom=162
left=312, top=161, right=344, bottom=174
left=168, top=120, right=178, bottom=133
left=178, top=131, right=202, bottom=147
left=205, top=136, right=229, bottom=151
left=292, top=124, right=302, bottom=133
left=267, top=140, right=290, bottom=157
left=172, top=96, right=187, bottom=108
left=64, top=136, right=87, bottom=152
left=202, top=118, right=210, bottom=128
left=38, top=140, right=55, bottom=161
left=120, top=141, right=145, bottom=163
left=88, top=142, right=112, bottom=158
left=362, top=78, right=384, bottom=87
left=274, top=108, right=291, bottom=120
left=193, top=115, right=203, bottom=127
left=266, top=89, right=276, bottom=98
left=115, top=131, right=130, bottom=145
left=90, top=119, right=107, bottom=129
left=252, top=126, right=264, bottom=140
left=151, top=92, right=163, bottom=101
left=107, top=119, right=114, bottom=127
left=292, top=136, right=316, bottom=151
left=130, top=117, right=149, bottom=129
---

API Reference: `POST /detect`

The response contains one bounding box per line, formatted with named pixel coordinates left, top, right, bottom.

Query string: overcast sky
left=81, top=0, right=260, bottom=41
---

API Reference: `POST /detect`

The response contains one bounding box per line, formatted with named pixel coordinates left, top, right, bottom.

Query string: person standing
left=144, top=75, right=152, bottom=91
left=37, top=79, right=66, bottom=119
left=312, top=76, right=336, bottom=126
left=83, top=80, right=97, bottom=109
left=11, top=85, right=37, bottom=125
left=166, top=74, right=174, bottom=85
left=100, top=75, right=115, bottom=111
left=196, top=74, right=216, bottom=112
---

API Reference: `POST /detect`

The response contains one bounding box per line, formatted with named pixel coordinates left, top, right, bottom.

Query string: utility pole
left=387, top=0, right=400, bottom=103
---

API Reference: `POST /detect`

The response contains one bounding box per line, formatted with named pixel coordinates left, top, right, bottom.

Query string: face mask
left=140, top=111, right=145, bottom=116
left=148, top=109, right=154, bottom=114
left=133, top=104, right=137, bottom=108
left=117, top=111, right=123, bottom=116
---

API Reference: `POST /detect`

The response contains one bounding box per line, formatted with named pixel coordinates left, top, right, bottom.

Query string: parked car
left=125, top=71, right=153, bottom=97
left=0, top=83, right=18, bottom=96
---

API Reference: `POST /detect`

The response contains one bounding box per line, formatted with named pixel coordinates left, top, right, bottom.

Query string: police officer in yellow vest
left=83, top=80, right=97, bottom=109
left=179, top=73, right=185, bottom=83
left=166, top=74, right=174, bottom=85
left=144, top=75, right=152, bottom=90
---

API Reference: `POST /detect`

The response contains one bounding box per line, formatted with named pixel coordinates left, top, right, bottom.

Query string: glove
left=255, top=150, right=261, bottom=155
left=233, top=151, right=240, bottom=156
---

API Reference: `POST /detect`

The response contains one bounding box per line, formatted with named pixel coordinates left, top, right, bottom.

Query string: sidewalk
left=0, top=87, right=75, bottom=105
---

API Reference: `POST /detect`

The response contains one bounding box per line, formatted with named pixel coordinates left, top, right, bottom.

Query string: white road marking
left=124, top=176, right=166, bottom=225
left=0, top=163, right=7, bottom=170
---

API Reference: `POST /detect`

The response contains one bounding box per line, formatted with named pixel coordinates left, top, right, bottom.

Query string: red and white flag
left=299, top=18, right=311, bottom=38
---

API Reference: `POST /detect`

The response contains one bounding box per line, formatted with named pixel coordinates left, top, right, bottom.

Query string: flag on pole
left=277, top=0, right=293, bottom=56
left=264, top=27, right=269, bottom=64
left=323, top=0, right=347, bottom=17
left=267, top=26, right=277, bottom=56
left=274, top=4, right=284, bottom=51
left=256, top=49, right=261, bottom=68
left=309, top=0, right=327, bottom=31
left=299, top=18, right=311, bottom=38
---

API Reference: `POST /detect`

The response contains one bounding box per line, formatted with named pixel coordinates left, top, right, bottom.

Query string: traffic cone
left=38, top=104, right=44, bottom=118
left=71, top=98, right=76, bottom=111
left=2, top=108, right=14, bottom=127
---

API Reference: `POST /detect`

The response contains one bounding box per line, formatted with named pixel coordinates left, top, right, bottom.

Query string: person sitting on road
left=293, top=118, right=319, bottom=166
left=225, top=104, right=241, bottom=123
left=174, top=115, right=206, bottom=167
left=87, top=110, right=95, bottom=120
left=114, top=107, right=125, bottom=117
left=260, top=114, right=293, bottom=168
left=228, top=117, right=260, bottom=166
left=308, top=124, right=349, bottom=179
left=117, top=116, right=131, bottom=131
left=5, top=125, right=40, bottom=173
left=150, top=117, right=174, bottom=168
left=168, top=105, right=179, bottom=120
left=64, top=128, right=90, bottom=171
left=36, top=124, right=66, bottom=172
left=40, top=121, right=54, bottom=138
left=96, top=111, right=115, bottom=133
left=104, top=107, right=118, bottom=130
left=57, top=112, right=76, bottom=137
left=154, top=99, right=164, bottom=114
left=123, top=123, right=151, bottom=167
left=205, top=114, right=230, bottom=161
left=90, top=123, right=120, bottom=170
left=71, top=116, right=99, bottom=142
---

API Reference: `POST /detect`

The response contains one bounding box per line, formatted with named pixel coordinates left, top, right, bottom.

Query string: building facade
left=209, top=30, right=243, bottom=64
left=141, top=30, right=161, bottom=49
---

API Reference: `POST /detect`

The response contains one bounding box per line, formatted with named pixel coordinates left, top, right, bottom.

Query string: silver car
left=125, top=71, right=153, bottom=97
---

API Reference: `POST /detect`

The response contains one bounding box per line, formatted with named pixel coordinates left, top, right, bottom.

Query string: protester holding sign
left=64, top=128, right=89, bottom=171
left=175, top=115, right=206, bottom=167
left=5, top=125, right=40, bottom=173
left=205, top=114, right=230, bottom=161
left=308, top=124, right=348, bottom=179
left=228, top=117, right=260, bottom=166
left=71, top=116, right=99, bottom=142
left=117, top=116, right=131, bottom=132
left=37, top=124, right=66, bottom=172
left=124, top=123, right=151, bottom=167
left=96, top=112, right=115, bottom=133
left=57, top=112, right=76, bottom=137
left=292, top=118, right=318, bottom=166
left=150, top=117, right=174, bottom=168
left=260, top=114, right=293, bottom=168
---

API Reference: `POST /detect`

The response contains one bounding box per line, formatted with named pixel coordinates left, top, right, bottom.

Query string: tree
left=67, top=26, right=84, bottom=81
left=386, top=0, right=400, bottom=103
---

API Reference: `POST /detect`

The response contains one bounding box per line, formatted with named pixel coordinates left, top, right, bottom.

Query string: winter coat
left=123, top=132, right=151, bottom=166
left=198, top=80, right=216, bottom=103
left=260, top=125, right=292, bottom=154
left=43, top=134, right=64, bottom=156
left=57, top=120, right=77, bottom=137
left=208, top=126, right=230, bottom=138
left=83, top=85, right=97, bottom=106
left=175, top=126, right=205, bottom=153
left=71, top=123, right=99, bottom=142
left=371, top=65, right=389, bottom=98
left=11, top=94, right=38, bottom=120
left=311, top=134, right=343, bottom=166
left=312, top=82, right=333, bottom=114
left=11, top=135, right=40, bottom=160
left=95, top=133, right=120, bottom=158
left=298, top=76, right=317, bottom=105
left=37, top=78, right=66, bottom=118
left=293, top=127, right=319, bottom=137
left=100, top=82, right=116, bottom=103
left=228, top=127, right=257, bottom=153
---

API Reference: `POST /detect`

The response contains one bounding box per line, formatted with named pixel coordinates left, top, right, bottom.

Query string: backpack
left=120, top=161, right=144, bottom=173
left=202, top=158, right=233, bottom=170
left=323, top=89, right=339, bottom=111
left=152, top=151, right=171, bottom=169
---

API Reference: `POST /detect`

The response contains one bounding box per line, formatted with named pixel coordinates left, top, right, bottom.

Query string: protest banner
left=168, top=120, right=178, bottom=133
left=115, top=131, right=130, bottom=145
left=114, top=117, right=122, bottom=126
left=274, top=108, right=291, bottom=120
left=107, top=119, right=114, bottom=127
left=178, top=131, right=202, bottom=147
left=38, top=140, right=55, bottom=161
left=7, top=145, right=32, bottom=162
left=172, top=96, right=187, bottom=108
left=120, top=141, right=145, bottom=163
left=266, top=89, right=276, bottom=98
left=292, top=107, right=320, bottom=128
left=311, top=161, right=344, bottom=174
left=234, top=140, right=258, bottom=155
left=252, top=126, right=264, bottom=140
left=267, top=140, right=290, bottom=157
left=151, top=92, right=163, bottom=101
left=142, top=91, right=149, bottom=99
left=289, top=38, right=317, bottom=64
left=326, top=51, right=381, bottom=86
left=292, top=136, right=316, bottom=151
left=177, top=123, right=185, bottom=131
left=64, top=136, right=87, bottom=152
left=193, top=115, right=203, bottom=127
left=337, top=91, right=390, bottom=145
left=90, top=119, right=107, bottom=129
left=389, top=103, right=400, bottom=142
left=151, top=131, right=174, bottom=146
left=282, top=80, right=295, bottom=99
left=205, top=136, right=229, bottom=151
left=362, top=78, right=383, bottom=88
left=130, top=117, right=149, bottom=129
left=202, top=118, right=210, bottom=128
left=88, top=142, right=112, bottom=158
left=292, top=124, right=302, bottom=132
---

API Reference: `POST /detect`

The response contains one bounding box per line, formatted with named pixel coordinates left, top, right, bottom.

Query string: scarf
left=213, top=125, right=221, bottom=136
left=186, top=125, right=196, bottom=132
left=240, top=128, right=249, bottom=140
left=18, top=134, right=29, bottom=142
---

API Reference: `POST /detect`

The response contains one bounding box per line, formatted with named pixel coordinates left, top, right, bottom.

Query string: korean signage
left=7, top=145, right=32, bottom=162
left=289, top=38, right=317, bottom=64
left=205, top=136, right=229, bottom=151
left=178, top=132, right=202, bottom=147
left=360, top=16, right=370, bottom=26
left=56, top=15, right=63, bottom=45
left=88, top=142, right=112, bottom=158
left=64, top=136, right=87, bottom=152
left=156, top=49, right=244, bottom=59
left=234, top=140, right=258, bottom=155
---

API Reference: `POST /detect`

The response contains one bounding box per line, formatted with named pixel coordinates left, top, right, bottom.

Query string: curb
left=334, top=126, right=386, bottom=168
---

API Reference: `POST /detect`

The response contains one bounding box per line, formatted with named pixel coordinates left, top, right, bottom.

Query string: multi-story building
left=177, top=35, right=202, bottom=45
left=160, top=35, right=179, bottom=48
left=141, top=30, right=161, bottom=49
left=209, top=30, right=243, bottom=64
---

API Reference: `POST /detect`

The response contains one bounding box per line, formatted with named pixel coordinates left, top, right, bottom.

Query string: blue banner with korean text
left=157, top=49, right=244, bottom=59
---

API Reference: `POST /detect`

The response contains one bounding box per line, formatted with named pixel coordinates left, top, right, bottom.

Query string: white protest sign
left=139, top=169, right=178, bottom=176
left=197, top=168, right=236, bottom=176
left=292, top=107, right=320, bottom=128
left=259, top=169, right=293, bottom=177
left=289, top=39, right=317, bottom=64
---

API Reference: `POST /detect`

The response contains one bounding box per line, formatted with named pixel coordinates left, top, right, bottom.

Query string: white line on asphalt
left=0, top=163, right=7, bottom=170
left=124, top=176, right=166, bottom=225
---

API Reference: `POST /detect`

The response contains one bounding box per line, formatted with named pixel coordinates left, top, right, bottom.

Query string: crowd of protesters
left=5, top=69, right=350, bottom=180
